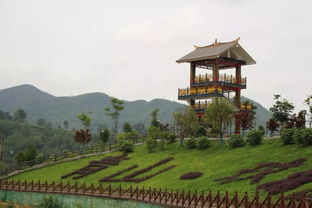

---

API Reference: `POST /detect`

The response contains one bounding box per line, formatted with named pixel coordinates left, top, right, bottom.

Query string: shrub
left=196, top=126, right=207, bottom=137
left=280, top=128, right=297, bottom=145
left=118, top=139, right=133, bottom=153
left=185, top=137, right=197, bottom=149
left=246, top=129, right=263, bottom=145
left=167, top=134, right=177, bottom=143
left=228, top=134, right=245, bottom=148
left=197, top=137, right=210, bottom=150
left=146, top=136, right=157, bottom=153
left=295, top=128, right=312, bottom=146
left=180, top=171, right=203, bottom=180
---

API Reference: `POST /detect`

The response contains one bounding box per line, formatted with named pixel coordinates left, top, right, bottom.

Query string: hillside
left=0, top=84, right=271, bottom=129
left=9, top=139, right=312, bottom=197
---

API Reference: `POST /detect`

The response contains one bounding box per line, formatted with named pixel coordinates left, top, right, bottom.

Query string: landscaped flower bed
left=257, top=168, right=312, bottom=194
left=100, top=157, right=175, bottom=183
left=61, top=154, right=129, bottom=179
left=214, top=158, right=306, bottom=185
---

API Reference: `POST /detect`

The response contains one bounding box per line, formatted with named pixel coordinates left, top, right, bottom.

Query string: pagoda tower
left=177, top=38, right=256, bottom=134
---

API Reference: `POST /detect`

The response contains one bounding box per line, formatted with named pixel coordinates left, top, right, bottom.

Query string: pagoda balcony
left=192, top=74, right=246, bottom=89
left=193, top=101, right=211, bottom=113
left=178, top=86, right=224, bottom=100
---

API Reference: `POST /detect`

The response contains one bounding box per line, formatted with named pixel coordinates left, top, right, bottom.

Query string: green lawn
left=9, top=139, right=312, bottom=197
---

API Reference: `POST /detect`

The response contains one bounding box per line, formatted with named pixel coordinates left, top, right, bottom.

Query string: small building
left=176, top=38, right=256, bottom=134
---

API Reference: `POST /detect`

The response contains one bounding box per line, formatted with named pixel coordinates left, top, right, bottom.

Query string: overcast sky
left=0, top=0, right=311, bottom=112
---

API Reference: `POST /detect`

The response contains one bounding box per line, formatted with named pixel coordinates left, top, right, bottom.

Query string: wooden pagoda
left=176, top=38, right=256, bottom=134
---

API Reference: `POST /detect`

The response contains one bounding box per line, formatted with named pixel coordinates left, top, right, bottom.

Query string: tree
left=173, top=106, right=199, bottom=144
left=132, top=122, right=146, bottom=135
left=74, top=112, right=92, bottom=146
left=77, top=112, right=91, bottom=129
left=269, top=95, right=294, bottom=128
left=150, top=109, right=160, bottom=127
left=240, top=101, right=257, bottom=132
left=105, top=97, right=124, bottom=143
left=266, top=118, right=280, bottom=137
left=0, top=111, right=12, bottom=120
left=13, top=108, right=27, bottom=122
left=203, top=98, right=235, bottom=141
left=63, top=120, right=69, bottom=129
left=37, top=118, right=45, bottom=126
left=305, top=95, right=312, bottom=127
left=123, top=122, right=132, bottom=133
left=100, top=128, right=110, bottom=145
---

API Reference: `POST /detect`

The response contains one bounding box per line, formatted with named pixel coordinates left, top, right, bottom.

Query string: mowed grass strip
left=9, top=139, right=312, bottom=197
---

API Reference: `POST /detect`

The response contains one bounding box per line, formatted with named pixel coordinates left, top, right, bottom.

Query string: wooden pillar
left=235, top=65, right=241, bottom=134
left=190, top=62, right=196, bottom=86
left=190, top=63, right=196, bottom=109
left=213, top=64, right=219, bottom=82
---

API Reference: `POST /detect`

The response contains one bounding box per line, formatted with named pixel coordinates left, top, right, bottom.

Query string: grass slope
left=9, top=139, right=312, bottom=197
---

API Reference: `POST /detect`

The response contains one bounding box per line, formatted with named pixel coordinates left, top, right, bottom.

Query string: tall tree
left=105, top=97, right=124, bottom=143
left=150, top=109, right=160, bottom=127
left=173, top=106, right=199, bottom=144
left=100, top=128, right=110, bottom=145
left=269, top=95, right=294, bottom=128
left=74, top=112, right=92, bottom=146
left=203, top=98, right=235, bottom=141
left=13, top=108, right=27, bottom=122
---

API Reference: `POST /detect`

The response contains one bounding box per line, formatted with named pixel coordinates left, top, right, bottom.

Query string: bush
left=167, top=134, right=177, bottom=143
left=185, top=138, right=197, bottom=149
left=246, top=129, right=263, bottom=145
left=197, top=137, right=210, bottom=150
left=118, top=139, right=133, bottom=153
left=295, top=128, right=312, bottom=146
left=196, top=126, right=207, bottom=137
left=146, top=136, right=157, bottom=153
left=228, top=134, right=245, bottom=148
left=280, top=128, right=297, bottom=145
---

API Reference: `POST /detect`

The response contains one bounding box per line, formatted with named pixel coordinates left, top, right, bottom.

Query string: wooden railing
left=0, top=179, right=311, bottom=208
left=194, top=74, right=247, bottom=85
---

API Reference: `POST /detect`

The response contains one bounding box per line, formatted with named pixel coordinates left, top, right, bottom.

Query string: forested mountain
left=0, top=84, right=271, bottom=129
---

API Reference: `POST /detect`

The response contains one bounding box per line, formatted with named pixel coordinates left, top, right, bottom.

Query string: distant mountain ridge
left=0, top=84, right=271, bottom=129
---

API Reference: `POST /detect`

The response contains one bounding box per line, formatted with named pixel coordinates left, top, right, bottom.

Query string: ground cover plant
left=215, top=158, right=306, bottom=185
left=258, top=168, right=312, bottom=194
left=100, top=157, right=175, bottom=183
left=8, top=139, right=312, bottom=196
left=61, top=154, right=128, bottom=179
left=180, top=171, right=203, bottom=180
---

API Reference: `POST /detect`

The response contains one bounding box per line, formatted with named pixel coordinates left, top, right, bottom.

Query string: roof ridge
left=194, top=37, right=240, bottom=50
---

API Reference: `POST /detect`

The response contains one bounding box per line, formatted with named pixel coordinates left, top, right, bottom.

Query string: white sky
left=0, top=0, right=311, bottom=112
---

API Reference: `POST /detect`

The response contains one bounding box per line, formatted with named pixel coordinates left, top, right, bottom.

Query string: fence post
left=234, top=191, right=238, bottom=208
left=108, top=184, right=112, bottom=196
left=118, top=184, right=122, bottom=197
left=54, top=155, right=57, bottom=162
left=136, top=186, right=139, bottom=199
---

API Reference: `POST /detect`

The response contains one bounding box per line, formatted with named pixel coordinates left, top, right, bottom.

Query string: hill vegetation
left=0, top=85, right=271, bottom=129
